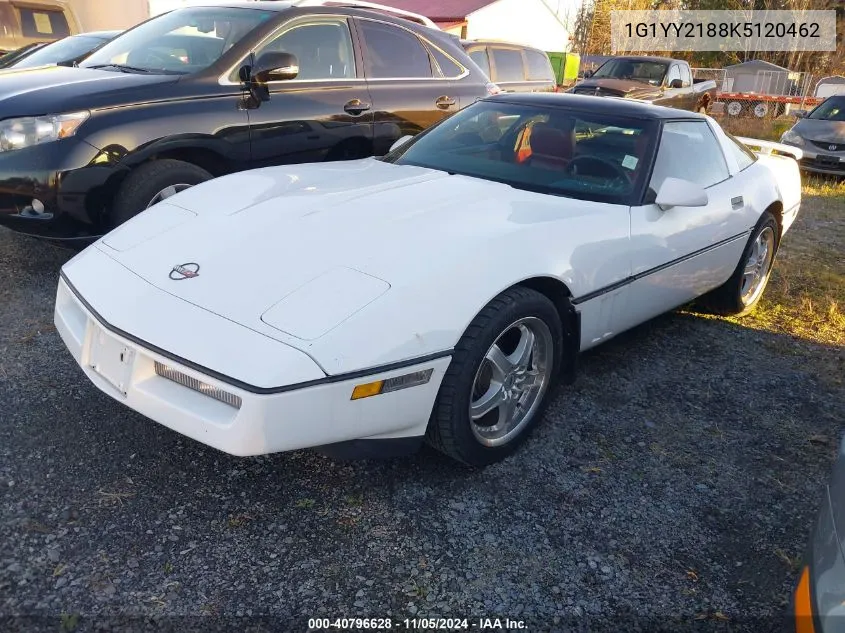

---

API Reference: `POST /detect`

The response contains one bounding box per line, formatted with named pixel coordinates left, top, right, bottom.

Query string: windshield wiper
left=88, top=63, right=153, bottom=74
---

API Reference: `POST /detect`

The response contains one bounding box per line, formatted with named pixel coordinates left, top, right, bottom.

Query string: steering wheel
left=566, top=155, right=629, bottom=184
left=134, top=48, right=182, bottom=68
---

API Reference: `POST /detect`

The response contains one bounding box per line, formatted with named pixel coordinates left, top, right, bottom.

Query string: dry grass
left=727, top=176, right=845, bottom=385
left=713, top=115, right=794, bottom=142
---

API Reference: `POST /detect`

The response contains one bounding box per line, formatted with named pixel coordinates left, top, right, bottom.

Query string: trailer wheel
left=726, top=101, right=744, bottom=117
left=753, top=102, right=769, bottom=118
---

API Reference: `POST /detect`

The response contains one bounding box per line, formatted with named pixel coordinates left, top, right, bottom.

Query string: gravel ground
left=0, top=204, right=842, bottom=633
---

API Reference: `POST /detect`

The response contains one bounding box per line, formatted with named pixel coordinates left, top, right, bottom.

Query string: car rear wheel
left=111, top=159, right=213, bottom=228
left=701, top=211, right=779, bottom=316
left=426, top=287, right=564, bottom=466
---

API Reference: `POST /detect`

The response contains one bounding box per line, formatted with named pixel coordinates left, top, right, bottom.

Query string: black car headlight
left=0, top=111, right=90, bottom=153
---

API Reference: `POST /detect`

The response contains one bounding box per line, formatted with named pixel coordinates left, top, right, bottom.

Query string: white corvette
left=55, top=94, right=802, bottom=466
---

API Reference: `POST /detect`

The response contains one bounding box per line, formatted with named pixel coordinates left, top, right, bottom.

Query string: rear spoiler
left=736, top=137, right=803, bottom=161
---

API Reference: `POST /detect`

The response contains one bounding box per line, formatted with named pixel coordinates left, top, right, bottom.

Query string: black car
left=0, top=1, right=493, bottom=245
left=0, top=31, right=121, bottom=71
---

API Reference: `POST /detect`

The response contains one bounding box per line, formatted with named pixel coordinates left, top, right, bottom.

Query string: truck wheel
left=726, top=101, right=743, bottom=117
left=111, top=160, right=212, bottom=228
left=753, top=102, right=769, bottom=118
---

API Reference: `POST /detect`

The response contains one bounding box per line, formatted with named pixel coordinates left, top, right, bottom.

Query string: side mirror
left=668, top=78, right=683, bottom=89
left=583, top=70, right=592, bottom=78
left=251, top=51, right=298, bottom=84
left=794, top=110, right=806, bottom=119
left=389, top=135, right=414, bottom=153
left=654, top=177, right=708, bottom=210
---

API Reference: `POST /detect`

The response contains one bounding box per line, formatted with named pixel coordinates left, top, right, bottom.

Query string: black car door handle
left=436, top=96, right=456, bottom=109
left=344, top=99, right=371, bottom=115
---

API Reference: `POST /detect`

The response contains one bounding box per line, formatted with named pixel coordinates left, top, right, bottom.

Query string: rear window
left=468, top=48, right=489, bottom=76
left=724, top=132, right=757, bottom=171
left=491, top=47, right=524, bottom=82
left=19, top=8, right=70, bottom=38
left=427, top=43, right=463, bottom=78
left=359, top=19, right=432, bottom=79
left=525, top=50, right=554, bottom=82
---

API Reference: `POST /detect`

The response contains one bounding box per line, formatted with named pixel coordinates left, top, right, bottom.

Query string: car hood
left=0, top=65, right=179, bottom=118
left=573, top=78, right=661, bottom=99
left=94, top=158, right=598, bottom=346
left=792, top=119, right=845, bottom=143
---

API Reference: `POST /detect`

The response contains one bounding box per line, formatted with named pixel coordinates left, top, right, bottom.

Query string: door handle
left=344, top=99, right=371, bottom=115
left=435, top=96, right=456, bottom=109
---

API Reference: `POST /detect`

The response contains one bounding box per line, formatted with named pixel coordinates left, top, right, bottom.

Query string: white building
left=377, top=0, right=578, bottom=51
left=65, top=0, right=150, bottom=31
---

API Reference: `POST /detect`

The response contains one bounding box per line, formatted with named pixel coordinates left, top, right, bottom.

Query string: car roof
left=486, top=92, right=709, bottom=120
left=461, top=39, right=545, bottom=53
left=182, top=1, right=296, bottom=10
left=77, top=30, right=122, bottom=38
left=605, top=55, right=677, bottom=64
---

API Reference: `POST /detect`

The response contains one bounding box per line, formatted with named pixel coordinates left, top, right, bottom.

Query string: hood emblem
left=169, top=263, right=200, bottom=280
left=830, top=144, right=838, bottom=151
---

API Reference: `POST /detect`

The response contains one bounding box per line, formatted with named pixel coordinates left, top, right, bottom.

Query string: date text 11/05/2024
left=307, top=617, right=527, bottom=630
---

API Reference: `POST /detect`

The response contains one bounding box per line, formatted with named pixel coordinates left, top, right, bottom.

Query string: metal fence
left=692, top=68, right=822, bottom=119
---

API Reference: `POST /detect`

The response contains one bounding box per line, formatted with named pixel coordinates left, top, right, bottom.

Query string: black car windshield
left=80, top=7, right=274, bottom=75
left=12, top=35, right=109, bottom=68
left=591, top=59, right=668, bottom=86
left=809, top=96, right=845, bottom=121
left=384, top=100, right=656, bottom=205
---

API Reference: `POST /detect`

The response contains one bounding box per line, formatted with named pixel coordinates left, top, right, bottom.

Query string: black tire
left=426, top=286, right=564, bottom=466
left=111, top=159, right=213, bottom=228
left=700, top=211, right=780, bottom=317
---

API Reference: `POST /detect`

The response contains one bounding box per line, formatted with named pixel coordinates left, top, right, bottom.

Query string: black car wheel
left=111, top=160, right=213, bottom=227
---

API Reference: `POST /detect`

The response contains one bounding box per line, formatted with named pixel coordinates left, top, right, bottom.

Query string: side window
left=525, top=50, right=554, bottom=82
left=724, top=132, right=757, bottom=171
left=490, top=47, right=525, bottom=82
left=650, top=121, right=730, bottom=192
left=19, top=8, right=70, bottom=38
left=665, top=64, right=681, bottom=87
left=257, top=19, right=356, bottom=80
left=680, top=64, right=692, bottom=87
left=359, top=19, right=432, bottom=79
left=468, top=48, right=490, bottom=77
left=426, top=42, right=464, bottom=78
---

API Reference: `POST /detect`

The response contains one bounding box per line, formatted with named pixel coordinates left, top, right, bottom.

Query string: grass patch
left=727, top=178, right=844, bottom=386
left=713, top=115, right=794, bottom=142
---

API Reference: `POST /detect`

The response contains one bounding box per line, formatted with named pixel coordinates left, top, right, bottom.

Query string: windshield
left=384, top=100, right=656, bottom=205
left=12, top=35, right=108, bottom=68
left=80, top=7, right=273, bottom=75
left=808, top=96, right=845, bottom=121
left=592, top=59, right=668, bottom=86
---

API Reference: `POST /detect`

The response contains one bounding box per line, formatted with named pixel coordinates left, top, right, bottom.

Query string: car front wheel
left=427, top=287, right=564, bottom=466
left=111, top=159, right=213, bottom=228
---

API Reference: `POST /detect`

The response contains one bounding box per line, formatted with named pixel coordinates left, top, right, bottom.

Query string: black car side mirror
left=251, top=52, right=299, bottom=84
left=668, top=78, right=683, bottom=89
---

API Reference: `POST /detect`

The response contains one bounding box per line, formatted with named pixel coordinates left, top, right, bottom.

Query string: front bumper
left=795, top=147, right=845, bottom=176
left=54, top=273, right=449, bottom=457
left=0, top=138, right=120, bottom=240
